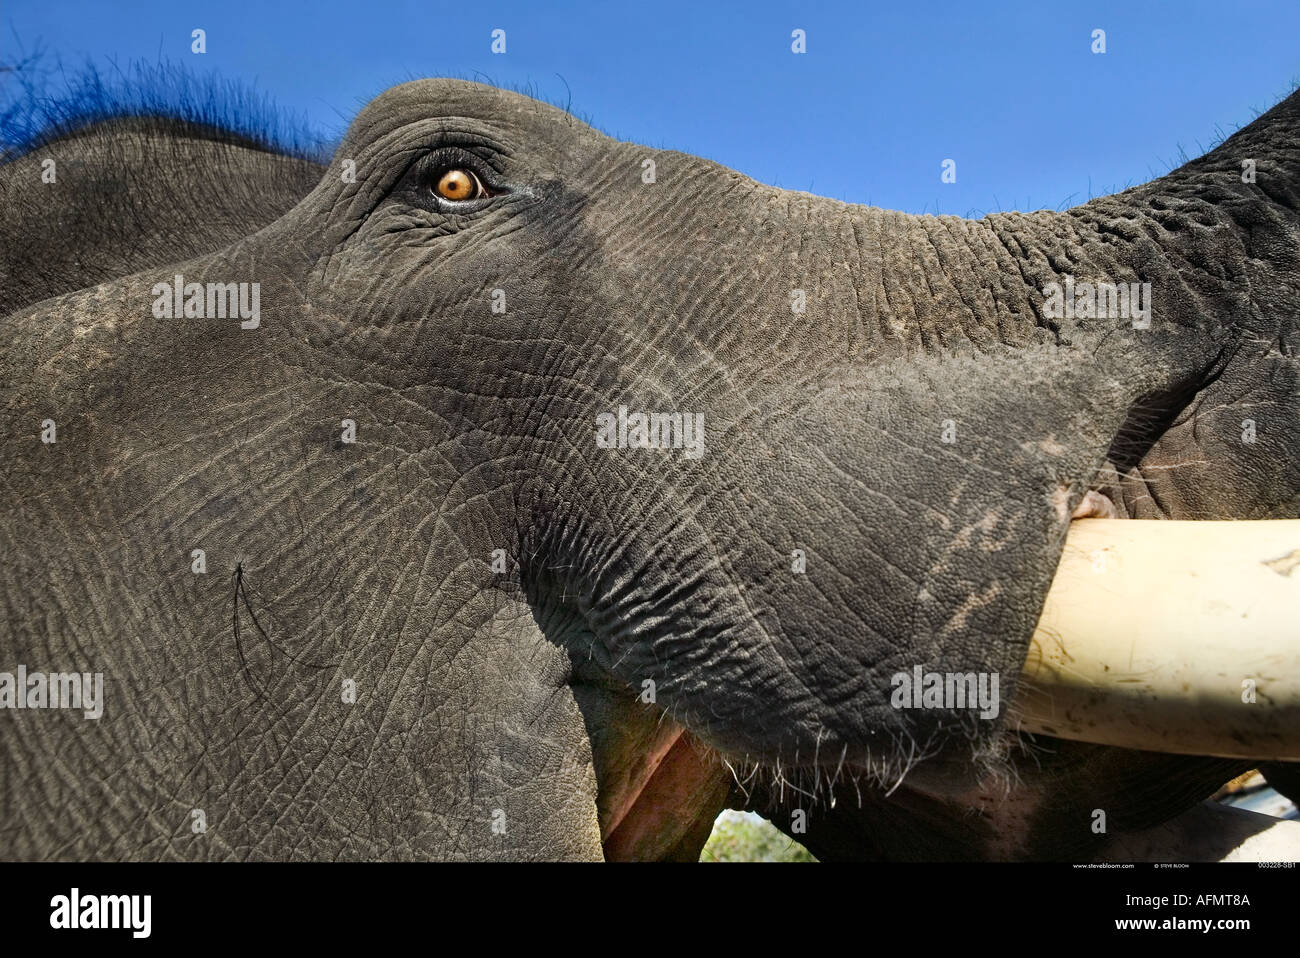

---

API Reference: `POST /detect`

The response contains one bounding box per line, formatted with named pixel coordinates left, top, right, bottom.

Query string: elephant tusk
left=1017, top=519, right=1300, bottom=761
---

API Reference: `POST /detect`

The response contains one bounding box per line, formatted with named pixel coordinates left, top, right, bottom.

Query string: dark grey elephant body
left=2, top=79, right=1298, bottom=860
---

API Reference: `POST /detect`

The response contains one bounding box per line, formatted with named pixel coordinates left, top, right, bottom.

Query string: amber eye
left=435, top=168, right=483, bottom=202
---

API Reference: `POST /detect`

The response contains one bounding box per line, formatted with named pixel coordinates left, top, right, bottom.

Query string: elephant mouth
left=597, top=722, right=727, bottom=861
left=1070, top=489, right=1119, bottom=519
left=592, top=511, right=1300, bottom=859
left=564, top=656, right=731, bottom=861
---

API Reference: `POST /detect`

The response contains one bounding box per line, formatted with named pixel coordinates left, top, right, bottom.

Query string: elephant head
left=3, top=78, right=1298, bottom=860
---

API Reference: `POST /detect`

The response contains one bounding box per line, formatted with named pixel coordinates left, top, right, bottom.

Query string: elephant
left=2, top=74, right=1298, bottom=861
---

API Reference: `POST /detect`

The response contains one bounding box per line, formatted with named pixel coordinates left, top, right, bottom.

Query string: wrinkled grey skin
left=2, top=80, right=1298, bottom=860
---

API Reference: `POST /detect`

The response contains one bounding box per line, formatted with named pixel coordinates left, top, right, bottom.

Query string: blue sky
left=3, top=0, right=1297, bottom=215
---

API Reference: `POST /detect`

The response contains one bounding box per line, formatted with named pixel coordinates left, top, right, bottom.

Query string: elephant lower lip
left=1070, top=490, right=1118, bottom=519
left=600, top=726, right=723, bottom=861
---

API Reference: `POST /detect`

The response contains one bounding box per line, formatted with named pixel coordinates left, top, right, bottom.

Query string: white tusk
left=1018, top=519, right=1300, bottom=761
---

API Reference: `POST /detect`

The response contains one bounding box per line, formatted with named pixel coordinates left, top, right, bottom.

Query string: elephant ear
left=0, top=64, right=325, bottom=317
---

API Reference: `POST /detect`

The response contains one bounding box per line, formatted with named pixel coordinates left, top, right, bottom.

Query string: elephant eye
left=434, top=168, right=486, bottom=202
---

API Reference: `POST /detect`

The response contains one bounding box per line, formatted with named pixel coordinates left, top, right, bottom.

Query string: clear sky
left=3, top=0, right=1297, bottom=215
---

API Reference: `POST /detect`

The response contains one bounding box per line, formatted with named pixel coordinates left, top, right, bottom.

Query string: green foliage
left=699, top=810, right=816, bottom=862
